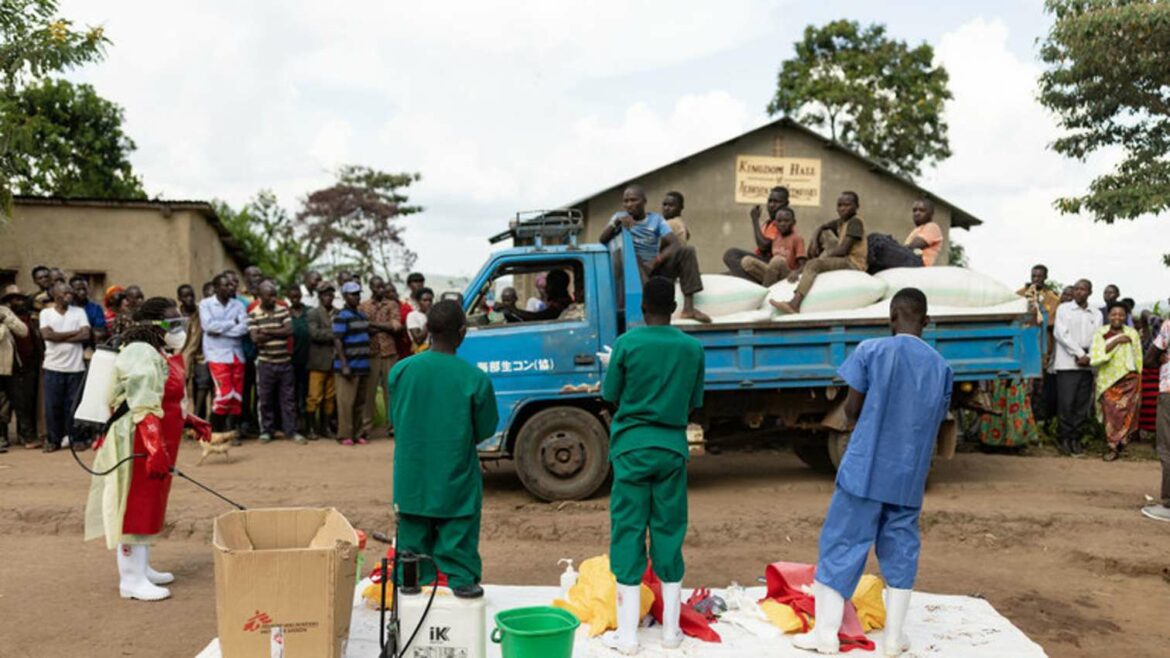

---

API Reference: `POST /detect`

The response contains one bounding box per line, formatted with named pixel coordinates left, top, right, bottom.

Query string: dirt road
left=0, top=439, right=1166, bottom=657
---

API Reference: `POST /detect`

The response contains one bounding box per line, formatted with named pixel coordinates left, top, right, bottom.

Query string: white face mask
left=164, top=330, right=187, bottom=352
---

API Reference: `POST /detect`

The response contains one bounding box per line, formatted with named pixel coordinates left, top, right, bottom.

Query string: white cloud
left=927, top=17, right=1165, bottom=303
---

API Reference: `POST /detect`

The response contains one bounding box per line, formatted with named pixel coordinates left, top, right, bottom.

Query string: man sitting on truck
left=771, top=191, right=867, bottom=315
left=599, top=185, right=711, bottom=323
left=600, top=276, right=705, bottom=654
left=722, top=185, right=791, bottom=281
left=793, top=287, right=953, bottom=656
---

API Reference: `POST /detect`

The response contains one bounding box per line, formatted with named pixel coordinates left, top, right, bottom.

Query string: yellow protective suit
left=760, top=574, right=886, bottom=633
left=552, top=555, right=655, bottom=636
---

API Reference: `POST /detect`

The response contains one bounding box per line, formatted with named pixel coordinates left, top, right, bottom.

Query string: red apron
left=122, top=353, right=186, bottom=536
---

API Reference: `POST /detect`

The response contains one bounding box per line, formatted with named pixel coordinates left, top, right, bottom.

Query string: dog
left=196, top=430, right=235, bottom=465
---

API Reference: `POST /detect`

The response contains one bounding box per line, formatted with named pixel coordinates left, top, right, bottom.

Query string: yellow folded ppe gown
left=760, top=575, right=886, bottom=633
left=552, top=555, right=655, bottom=636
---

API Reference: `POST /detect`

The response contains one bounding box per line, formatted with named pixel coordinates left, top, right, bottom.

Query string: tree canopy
left=4, top=78, right=144, bottom=198
left=1039, top=0, right=1170, bottom=250
left=1, top=1, right=143, bottom=211
left=218, top=166, right=423, bottom=286
left=767, top=20, right=953, bottom=179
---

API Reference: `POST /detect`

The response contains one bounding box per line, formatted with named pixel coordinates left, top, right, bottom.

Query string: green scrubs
left=602, top=325, right=704, bottom=586
left=388, top=351, right=498, bottom=587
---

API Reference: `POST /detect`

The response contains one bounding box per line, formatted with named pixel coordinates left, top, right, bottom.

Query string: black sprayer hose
left=72, top=443, right=247, bottom=511
left=69, top=441, right=145, bottom=476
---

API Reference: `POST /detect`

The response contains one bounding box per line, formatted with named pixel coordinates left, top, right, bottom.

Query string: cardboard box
left=213, top=508, right=359, bottom=658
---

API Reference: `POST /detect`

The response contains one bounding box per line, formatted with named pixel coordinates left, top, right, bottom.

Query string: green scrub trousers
left=396, top=511, right=481, bottom=589
left=609, top=447, right=688, bottom=586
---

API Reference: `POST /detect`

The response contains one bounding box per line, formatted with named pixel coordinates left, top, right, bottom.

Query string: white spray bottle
left=558, top=558, right=577, bottom=598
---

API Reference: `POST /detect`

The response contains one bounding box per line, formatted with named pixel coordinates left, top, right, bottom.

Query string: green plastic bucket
left=491, top=606, right=579, bottom=658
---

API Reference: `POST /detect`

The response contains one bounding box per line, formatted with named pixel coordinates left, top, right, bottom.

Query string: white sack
left=674, top=274, right=767, bottom=318
left=764, top=270, right=888, bottom=314
left=877, top=267, right=1016, bottom=308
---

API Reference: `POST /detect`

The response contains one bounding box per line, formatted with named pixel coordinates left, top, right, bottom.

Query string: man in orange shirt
left=741, top=207, right=806, bottom=286
left=723, top=186, right=789, bottom=280
left=904, top=198, right=944, bottom=266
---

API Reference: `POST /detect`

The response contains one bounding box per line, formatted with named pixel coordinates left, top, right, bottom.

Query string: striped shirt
left=333, top=307, right=371, bottom=373
left=247, top=304, right=292, bottom=363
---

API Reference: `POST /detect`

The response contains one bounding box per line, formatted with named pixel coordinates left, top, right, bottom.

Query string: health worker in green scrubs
left=600, top=276, right=705, bottom=654
left=388, top=299, right=498, bottom=599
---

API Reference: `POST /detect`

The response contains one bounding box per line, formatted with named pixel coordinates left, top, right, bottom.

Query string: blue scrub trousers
left=816, top=487, right=921, bottom=599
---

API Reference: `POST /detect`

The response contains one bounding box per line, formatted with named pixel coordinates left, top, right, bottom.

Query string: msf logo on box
left=243, top=610, right=273, bottom=632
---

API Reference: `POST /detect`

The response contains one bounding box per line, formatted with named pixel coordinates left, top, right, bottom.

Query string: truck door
left=459, top=254, right=602, bottom=453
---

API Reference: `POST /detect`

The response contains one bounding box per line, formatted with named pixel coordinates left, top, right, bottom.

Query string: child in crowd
left=600, top=277, right=705, bottom=654
left=794, top=287, right=953, bottom=656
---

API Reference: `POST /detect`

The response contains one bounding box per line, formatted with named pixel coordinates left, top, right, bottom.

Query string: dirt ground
left=0, top=438, right=1167, bottom=658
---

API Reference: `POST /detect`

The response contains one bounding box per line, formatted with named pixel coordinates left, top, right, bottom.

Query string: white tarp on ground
left=197, top=584, right=1047, bottom=657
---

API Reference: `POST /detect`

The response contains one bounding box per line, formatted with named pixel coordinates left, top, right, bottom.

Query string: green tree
left=767, top=20, right=952, bottom=179
left=5, top=78, right=144, bottom=198
left=215, top=191, right=329, bottom=288
left=298, top=165, right=423, bottom=276
left=218, top=166, right=423, bottom=284
left=0, top=0, right=111, bottom=212
left=1038, top=0, right=1170, bottom=265
left=946, top=239, right=969, bottom=268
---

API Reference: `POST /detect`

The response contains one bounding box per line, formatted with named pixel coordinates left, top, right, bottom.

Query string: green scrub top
left=602, top=325, right=705, bottom=460
left=388, top=351, right=499, bottom=518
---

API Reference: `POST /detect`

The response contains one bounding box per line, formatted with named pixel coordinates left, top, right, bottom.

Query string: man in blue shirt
left=333, top=281, right=371, bottom=445
left=599, top=185, right=710, bottom=323
left=69, top=276, right=108, bottom=346
left=794, top=288, right=953, bottom=657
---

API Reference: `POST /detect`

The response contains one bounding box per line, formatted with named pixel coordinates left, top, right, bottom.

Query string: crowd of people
left=0, top=264, right=439, bottom=453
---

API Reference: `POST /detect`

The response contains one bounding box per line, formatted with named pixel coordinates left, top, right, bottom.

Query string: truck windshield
left=467, top=258, right=586, bottom=329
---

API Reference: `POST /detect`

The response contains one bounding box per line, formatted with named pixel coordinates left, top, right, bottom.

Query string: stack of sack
left=673, top=268, right=1024, bottom=325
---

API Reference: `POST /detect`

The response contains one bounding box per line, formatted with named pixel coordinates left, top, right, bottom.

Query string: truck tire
left=827, top=430, right=851, bottom=470
left=792, top=434, right=835, bottom=475
left=514, top=407, right=610, bottom=502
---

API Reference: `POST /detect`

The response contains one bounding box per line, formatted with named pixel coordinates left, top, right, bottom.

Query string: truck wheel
left=827, top=431, right=851, bottom=470
left=792, top=435, right=835, bottom=475
left=514, top=407, right=610, bottom=502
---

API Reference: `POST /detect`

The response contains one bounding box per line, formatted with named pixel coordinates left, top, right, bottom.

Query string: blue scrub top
left=836, top=334, right=953, bottom=508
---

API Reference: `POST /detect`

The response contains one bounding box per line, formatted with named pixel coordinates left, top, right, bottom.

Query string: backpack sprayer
left=377, top=522, right=440, bottom=658
left=70, top=345, right=246, bottom=510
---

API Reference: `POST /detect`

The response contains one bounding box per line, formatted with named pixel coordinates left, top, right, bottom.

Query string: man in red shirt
left=387, top=282, right=415, bottom=361
left=722, top=186, right=791, bottom=281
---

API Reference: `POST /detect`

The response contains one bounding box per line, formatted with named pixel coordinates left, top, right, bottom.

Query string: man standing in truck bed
left=600, top=185, right=711, bottom=323
left=600, top=276, right=706, bottom=654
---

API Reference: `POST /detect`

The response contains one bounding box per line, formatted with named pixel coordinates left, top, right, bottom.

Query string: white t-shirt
left=406, top=310, right=427, bottom=333
left=39, top=305, right=90, bottom=373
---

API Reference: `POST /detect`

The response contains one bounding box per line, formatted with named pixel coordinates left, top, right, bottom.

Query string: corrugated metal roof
left=565, top=117, right=984, bottom=230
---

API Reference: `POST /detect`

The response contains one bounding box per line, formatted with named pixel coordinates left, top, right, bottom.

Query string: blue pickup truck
left=456, top=214, right=1043, bottom=501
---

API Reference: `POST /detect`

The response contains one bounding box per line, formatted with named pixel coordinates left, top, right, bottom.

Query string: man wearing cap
left=0, top=285, right=32, bottom=452
left=305, top=281, right=338, bottom=439
left=333, top=281, right=372, bottom=445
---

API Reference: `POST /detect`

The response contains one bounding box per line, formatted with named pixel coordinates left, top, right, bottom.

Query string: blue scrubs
left=816, top=335, right=953, bottom=598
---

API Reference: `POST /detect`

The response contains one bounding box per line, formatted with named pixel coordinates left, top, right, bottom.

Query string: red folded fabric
left=761, top=561, right=875, bottom=652
left=642, top=565, right=721, bottom=643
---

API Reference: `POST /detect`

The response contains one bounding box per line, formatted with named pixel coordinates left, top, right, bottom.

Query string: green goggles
left=142, top=317, right=189, bottom=334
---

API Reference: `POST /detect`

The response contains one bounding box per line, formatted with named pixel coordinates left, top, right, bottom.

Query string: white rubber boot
left=792, top=580, right=843, bottom=654
left=600, top=584, right=641, bottom=655
left=117, top=544, right=171, bottom=601
left=883, top=588, right=912, bottom=656
left=661, top=582, right=684, bottom=649
left=143, top=545, right=175, bottom=585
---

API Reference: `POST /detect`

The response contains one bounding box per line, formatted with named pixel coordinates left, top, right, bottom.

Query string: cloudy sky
left=60, top=0, right=1166, bottom=303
